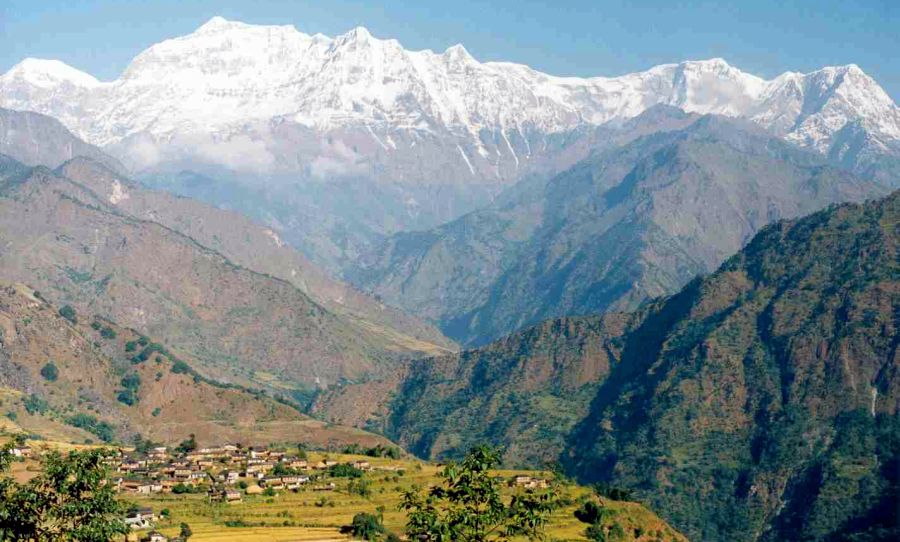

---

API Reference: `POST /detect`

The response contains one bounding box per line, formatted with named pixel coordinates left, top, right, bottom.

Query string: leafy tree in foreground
left=399, top=445, right=559, bottom=541
left=341, top=512, right=387, bottom=540
left=0, top=439, right=127, bottom=541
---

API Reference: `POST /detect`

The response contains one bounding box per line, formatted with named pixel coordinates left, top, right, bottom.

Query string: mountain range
left=318, top=190, right=900, bottom=542
left=0, top=109, right=452, bottom=401
left=2, top=17, right=899, bottom=271
left=353, top=108, right=888, bottom=345
left=1, top=17, right=899, bottom=541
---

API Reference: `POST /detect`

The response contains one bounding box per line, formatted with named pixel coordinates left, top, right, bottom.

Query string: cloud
left=308, top=138, right=368, bottom=178
left=193, top=134, right=276, bottom=171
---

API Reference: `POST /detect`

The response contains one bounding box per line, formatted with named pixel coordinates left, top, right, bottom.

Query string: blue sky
left=1, top=0, right=898, bottom=100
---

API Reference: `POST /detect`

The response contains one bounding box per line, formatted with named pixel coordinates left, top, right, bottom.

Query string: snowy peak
left=2, top=58, right=101, bottom=88
left=0, top=16, right=897, bottom=170
left=193, top=15, right=247, bottom=34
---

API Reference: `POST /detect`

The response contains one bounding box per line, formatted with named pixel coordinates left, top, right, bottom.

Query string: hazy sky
left=2, top=0, right=898, bottom=101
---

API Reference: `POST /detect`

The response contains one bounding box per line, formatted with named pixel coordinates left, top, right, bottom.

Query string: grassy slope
left=121, top=452, right=686, bottom=542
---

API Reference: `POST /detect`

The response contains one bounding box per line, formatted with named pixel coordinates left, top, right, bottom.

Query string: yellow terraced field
left=124, top=453, right=685, bottom=542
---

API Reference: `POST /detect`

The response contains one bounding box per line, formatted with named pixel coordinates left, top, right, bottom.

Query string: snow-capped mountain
left=2, top=16, right=898, bottom=272
left=2, top=16, right=898, bottom=174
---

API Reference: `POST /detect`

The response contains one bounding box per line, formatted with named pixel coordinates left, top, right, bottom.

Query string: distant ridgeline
left=319, top=191, right=900, bottom=542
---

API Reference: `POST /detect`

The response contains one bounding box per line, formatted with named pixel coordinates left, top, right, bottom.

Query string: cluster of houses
left=511, top=474, right=550, bottom=490
left=109, top=444, right=376, bottom=502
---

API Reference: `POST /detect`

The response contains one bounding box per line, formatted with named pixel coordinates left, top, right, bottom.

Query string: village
left=5, top=441, right=554, bottom=542
left=49, top=441, right=546, bottom=542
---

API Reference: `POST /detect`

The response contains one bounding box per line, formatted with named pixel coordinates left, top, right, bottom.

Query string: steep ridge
left=356, top=113, right=887, bottom=345
left=322, top=191, right=899, bottom=541
left=0, top=107, right=125, bottom=173
left=0, top=281, right=392, bottom=448
left=56, top=157, right=454, bottom=354
left=0, top=107, right=452, bottom=355
left=0, top=154, right=418, bottom=397
left=566, top=190, right=899, bottom=542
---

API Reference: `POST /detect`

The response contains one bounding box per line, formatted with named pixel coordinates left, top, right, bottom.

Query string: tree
left=399, top=445, right=558, bottom=541
left=58, top=305, right=77, bottom=324
left=40, top=361, right=59, bottom=382
left=179, top=522, right=193, bottom=540
left=176, top=433, right=197, bottom=453
left=0, top=441, right=127, bottom=541
left=575, top=500, right=618, bottom=541
left=341, top=512, right=386, bottom=541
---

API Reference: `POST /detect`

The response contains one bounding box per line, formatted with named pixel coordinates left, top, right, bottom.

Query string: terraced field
left=124, top=452, right=685, bottom=542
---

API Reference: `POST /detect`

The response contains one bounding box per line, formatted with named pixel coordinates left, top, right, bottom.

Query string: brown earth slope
left=0, top=155, right=425, bottom=395
left=0, top=281, right=393, bottom=448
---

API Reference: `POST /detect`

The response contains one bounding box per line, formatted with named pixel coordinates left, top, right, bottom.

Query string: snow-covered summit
left=3, top=58, right=103, bottom=88
left=1, top=17, right=897, bottom=168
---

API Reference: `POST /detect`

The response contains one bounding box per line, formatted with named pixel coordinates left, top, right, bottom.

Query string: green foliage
left=271, top=463, right=299, bottom=476
left=117, top=372, right=141, bottom=406
left=124, top=340, right=138, bottom=352
left=180, top=522, right=193, bottom=540
left=340, top=512, right=387, bottom=541
left=175, top=433, right=197, bottom=453
left=348, top=478, right=373, bottom=498
left=172, top=483, right=202, bottom=495
left=329, top=463, right=364, bottom=478
left=399, top=445, right=558, bottom=541
left=592, top=484, right=633, bottom=502
left=576, top=501, right=623, bottom=541
left=131, top=434, right=162, bottom=454
left=564, top=193, right=900, bottom=542
left=171, top=360, right=191, bottom=374
left=0, top=444, right=128, bottom=541
left=131, top=343, right=165, bottom=364
left=262, top=487, right=276, bottom=497
left=99, top=326, right=116, bottom=340
left=151, top=407, right=161, bottom=417
left=22, top=394, right=49, bottom=415
left=575, top=501, right=607, bottom=525
left=64, top=413, right=115, bottom=443
left=58, top=305, right=77, bottom=324
left=39, top=361, right=58, bottom=382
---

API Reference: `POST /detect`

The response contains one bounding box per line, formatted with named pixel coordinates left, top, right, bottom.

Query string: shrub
left=348, top=478, right=372, bottom=498
left=340, top=512, right=386, bottom=541
left=40, top=362, right=59, bottom=382
left=58, top=305, right=77, bottom=324
left=23, top=394, right=49, bottom=415
left=116, top=390, right=136, bottom=406
left=65, top=413, right=115, bottom=443
left=117, top=373, right=141, bottom=406
left=329, top=463, right=364, bottom=478
left=99, top=326, right=117, bottom=339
